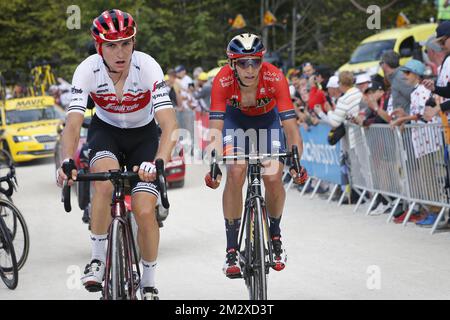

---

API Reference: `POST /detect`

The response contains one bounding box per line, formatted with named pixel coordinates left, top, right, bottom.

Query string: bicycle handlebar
left=62, top=159, right=170, bottom=213
left=210, top=146, right=298, bottom=163
left=209, top=146, right=302, bottom=178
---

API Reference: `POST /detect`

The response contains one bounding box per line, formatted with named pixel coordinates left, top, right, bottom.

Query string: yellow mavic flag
left=232, top=14, right=246, bottom=29
left=396, top=12, right=410, bottom=28
left=264, top=10, right=277, bottom=26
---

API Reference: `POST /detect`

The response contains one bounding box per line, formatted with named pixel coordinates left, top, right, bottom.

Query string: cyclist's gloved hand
left=134, top=161, right=156, bottom=182
left=290, top=165, right=308, bottom=185
left=56, top=158, right=77, bottom=188
left=205, top=165, right=222, bottom=189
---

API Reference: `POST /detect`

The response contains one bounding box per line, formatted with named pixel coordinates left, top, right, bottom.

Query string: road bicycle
left=209, top=145, right=302, bottom=300
left=62, top=159, right=169, bottom=300
left=0, top=149, right=30, bottom=272
left=28, top=62, right=56, bottom=96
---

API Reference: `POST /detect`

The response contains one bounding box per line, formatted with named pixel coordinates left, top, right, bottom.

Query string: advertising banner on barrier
left=299, top=123, right=342, bottom=185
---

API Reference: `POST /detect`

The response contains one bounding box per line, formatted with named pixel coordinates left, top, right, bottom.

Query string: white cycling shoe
left=81, top=259, right=105, bottom=292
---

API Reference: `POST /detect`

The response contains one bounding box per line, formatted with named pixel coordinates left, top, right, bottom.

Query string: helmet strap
left=231, top=59, right=249, bottom=88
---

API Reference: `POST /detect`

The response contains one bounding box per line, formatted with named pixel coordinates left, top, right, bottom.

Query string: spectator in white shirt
left=315, top=71, right=362, bottom=127
left=175, top=65, right=194, bottom=90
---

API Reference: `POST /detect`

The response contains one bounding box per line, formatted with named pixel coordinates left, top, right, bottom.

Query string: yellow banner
left=396, top=12, right=410, bottom=28
left=264, top=10, right=277, bottom=26
left=231, top=14, right=246, bottom=29
left=4, top=96, right=55, bottom=110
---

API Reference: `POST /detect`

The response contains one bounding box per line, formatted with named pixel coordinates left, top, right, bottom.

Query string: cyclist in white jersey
left=56, top=9, right=178, bottom=300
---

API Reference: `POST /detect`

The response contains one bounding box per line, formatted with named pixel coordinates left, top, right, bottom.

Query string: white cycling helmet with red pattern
left=91, top=9, right=137, bottom=56
left=226, top=33, right=266, bottom=59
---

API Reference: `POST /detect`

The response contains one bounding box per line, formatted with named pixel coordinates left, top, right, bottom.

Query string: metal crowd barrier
left=284, top=122, right=343, bottom=201
left=344, top=123, right=449, bottom=234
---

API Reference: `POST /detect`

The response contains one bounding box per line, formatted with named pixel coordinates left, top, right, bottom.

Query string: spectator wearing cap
left=391, top=60, right=437, bottom=126
left=380, top=50, right=415, bottom=114
left=175, top=65, right=194, bottom=90
left=355, top=73, right=372, bottom=93
left=314, top=71, right=362, bottom=127
left=193, top=72, right=212, bottom=112
left=325, top=75, right=341, bottom=111
left=360, top=80, right=390, bottom=126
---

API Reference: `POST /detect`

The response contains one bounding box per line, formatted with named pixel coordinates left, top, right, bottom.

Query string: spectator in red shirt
left=307, top=74, right=327, bottom=113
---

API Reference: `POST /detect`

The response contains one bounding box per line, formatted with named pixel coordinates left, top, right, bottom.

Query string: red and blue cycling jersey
left=209, top=62, right=296, bottom=121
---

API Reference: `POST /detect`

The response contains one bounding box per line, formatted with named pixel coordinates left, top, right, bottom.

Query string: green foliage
left=0, top=0, right=439, bottom=85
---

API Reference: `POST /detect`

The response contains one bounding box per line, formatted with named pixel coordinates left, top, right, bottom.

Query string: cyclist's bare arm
left=62, top=113, right=84, bottom=161
left=58, top=112, right=84, bottom=184
left=154, top=108, right=178, bottom=165
left=281, top=117, right=303, bottom=159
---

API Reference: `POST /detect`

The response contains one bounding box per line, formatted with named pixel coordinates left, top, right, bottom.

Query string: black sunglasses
left=236, top=58, right=262, bottom=69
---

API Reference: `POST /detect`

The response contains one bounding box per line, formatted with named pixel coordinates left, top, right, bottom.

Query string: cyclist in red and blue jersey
left=56, top=9, right=177, bottom=299
left=205, top=33, right=308, bottom=278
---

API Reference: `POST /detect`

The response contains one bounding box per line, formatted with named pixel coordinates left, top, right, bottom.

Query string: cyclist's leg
left=259, top=112, right=287, bottom=270
left=82, top=116, right=121, bottom=290
left=124, top=120, right=160, bottom=298
left=222, top=107, right=247, bottom=277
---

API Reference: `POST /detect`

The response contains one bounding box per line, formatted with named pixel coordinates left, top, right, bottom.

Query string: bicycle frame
left=237, top=160, right=274, bottom=300
left=210, top=146, right=301, bottom=300
left=62, top=159, right=169, bottom=300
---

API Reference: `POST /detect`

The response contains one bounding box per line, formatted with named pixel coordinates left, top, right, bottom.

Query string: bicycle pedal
left=84, top=282, right=103, bottom=293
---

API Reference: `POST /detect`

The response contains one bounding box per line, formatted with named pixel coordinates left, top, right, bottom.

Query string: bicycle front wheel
left=0, top=217, right=18, bottom=289
left=0, top=199, right=30, bottom=270
left=110, top=219, right=128, bottom=300
left=253, top=197, right=267, bottom=300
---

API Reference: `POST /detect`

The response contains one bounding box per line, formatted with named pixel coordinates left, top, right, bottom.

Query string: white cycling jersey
left=68, top=51, right=172, bottom=128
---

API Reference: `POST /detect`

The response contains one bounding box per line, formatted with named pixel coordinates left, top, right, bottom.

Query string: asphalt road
left=1, top=158, right=450, bottom=300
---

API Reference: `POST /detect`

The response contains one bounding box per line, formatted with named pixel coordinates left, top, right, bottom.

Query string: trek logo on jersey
left=91, top=91, right=151, bottom=114
left=71, top=87, right=83, bottom=94
left=152, top=81, right=167, bottom=92
left=219, top=75, right=234, bottom=88
left=263, top=71, right=280, bottom=82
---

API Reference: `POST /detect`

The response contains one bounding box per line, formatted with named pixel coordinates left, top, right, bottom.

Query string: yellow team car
left=338, top=23, right=437, bottom=76
left=0, top=96, right=65, bottom=163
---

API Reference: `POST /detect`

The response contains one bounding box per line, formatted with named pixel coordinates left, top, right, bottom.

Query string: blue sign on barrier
left=299, top=123, right=342, bottom=185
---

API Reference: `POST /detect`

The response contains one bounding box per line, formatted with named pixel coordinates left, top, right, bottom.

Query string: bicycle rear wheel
left=253, top=197, right=267, bottom=300
left=0, top=199, right=29, bottom=270
left=110, top=219, right=128, bottom=300
left=0, top=217, right=18, bottom=289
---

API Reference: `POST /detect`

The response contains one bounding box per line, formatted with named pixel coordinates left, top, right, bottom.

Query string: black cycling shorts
left=87, top=115, right=159, bottom=198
